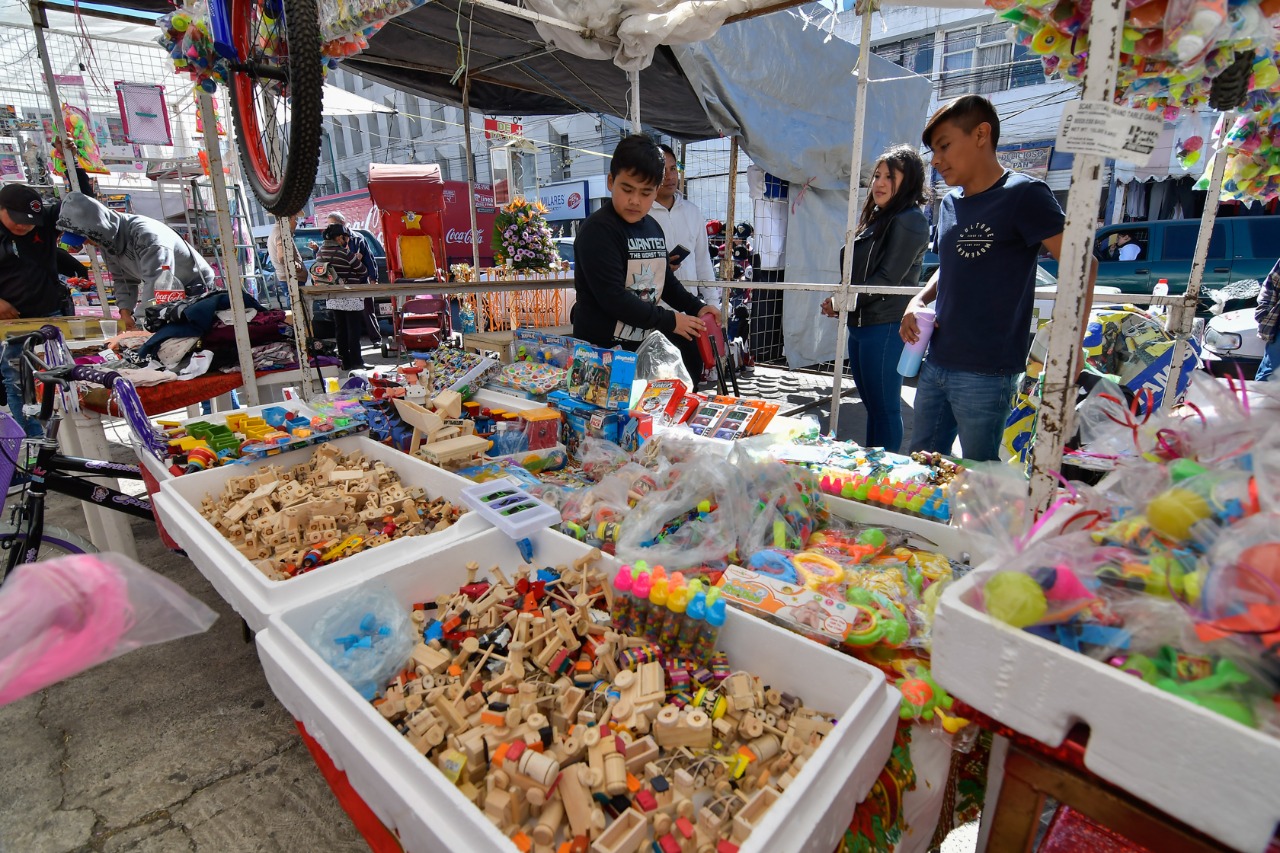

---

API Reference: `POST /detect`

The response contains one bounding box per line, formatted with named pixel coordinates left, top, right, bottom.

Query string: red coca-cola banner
left=313, top=182, right=497, bottom=268
left=440, top=180, right=496, bottom=267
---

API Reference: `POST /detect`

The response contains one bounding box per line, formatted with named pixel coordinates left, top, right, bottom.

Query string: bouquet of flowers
left=492, top=197, right=559, bottom=271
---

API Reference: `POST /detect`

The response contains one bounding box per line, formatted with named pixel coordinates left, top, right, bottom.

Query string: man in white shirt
left=649, top=144, right=720, bottom=310
left=1116, top=231, right=1142, bottom=262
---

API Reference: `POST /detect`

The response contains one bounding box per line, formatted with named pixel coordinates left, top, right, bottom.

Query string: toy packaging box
left=619, top=411, right=653, bottom=453
left=716, top=564, right=850, bottom=648
left=636, top=378, right=687, bottom=423
left=712, top=405, right=757, bottom=441
left=567, top=343, right=635, bottom=411
left=687, top=401, right=730, bottom=436
left=547, top=390, right=619, bottom=461
left=670, top=392, right=704, bottom=425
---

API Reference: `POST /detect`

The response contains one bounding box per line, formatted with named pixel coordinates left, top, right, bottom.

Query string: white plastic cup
left=897, top=308, right=936, bottom=378
left=68, top=318, right=87, bottom=339
left=99, top=319, right=119, bottom=338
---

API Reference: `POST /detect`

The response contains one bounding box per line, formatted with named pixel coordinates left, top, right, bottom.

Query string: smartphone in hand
left=669, top=244, right=691, bottom=266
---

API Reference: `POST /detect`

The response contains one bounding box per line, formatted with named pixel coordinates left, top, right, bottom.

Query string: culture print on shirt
left=616, top=236, right=668, bottom=341
left=955, top=222, right=995, bottom=259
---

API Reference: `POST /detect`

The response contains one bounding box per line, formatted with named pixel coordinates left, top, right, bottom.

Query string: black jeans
left=332, top=308, right=365, bottom=369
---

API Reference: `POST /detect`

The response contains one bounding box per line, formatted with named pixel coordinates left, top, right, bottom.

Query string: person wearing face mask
left=821, top=145, right=930, bottom=452
left=901, top=95, right=1096, bottom=462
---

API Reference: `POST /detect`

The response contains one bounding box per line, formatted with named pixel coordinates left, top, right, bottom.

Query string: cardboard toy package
left=567, top=344, right=636, bottom=411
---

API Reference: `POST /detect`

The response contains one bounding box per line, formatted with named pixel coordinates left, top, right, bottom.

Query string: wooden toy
left=196, top=447, right=463, bottom=580
left=360, top=551, right=835, bottom=852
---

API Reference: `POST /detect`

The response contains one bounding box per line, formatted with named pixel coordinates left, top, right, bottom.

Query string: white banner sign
left=1057, top=102, right=1164, bottom=165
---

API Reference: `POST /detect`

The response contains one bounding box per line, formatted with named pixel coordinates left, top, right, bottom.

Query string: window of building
left=368, top=113, right=383, bottom=152
left=332, top=121, right=347, bottom=159
left=349, top=117, right=363, bottom=155
left=431, top=102, right=445, bottom=132
left=873, top=34, right=934, bottom=77
left=361, top=73, right=373, bottom=89
left=1010, top=42, right=1045, bottom=88
left=339, top=174, right=351, bottom=193
left=406, top=95, right=422, bottom=137
left=940, top=23, right=1016, bottom=97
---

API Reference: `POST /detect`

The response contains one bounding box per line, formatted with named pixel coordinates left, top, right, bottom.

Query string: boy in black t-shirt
left=573, top=135, right=721, bottom=383
left=901, top=95, right=1096, bottom=462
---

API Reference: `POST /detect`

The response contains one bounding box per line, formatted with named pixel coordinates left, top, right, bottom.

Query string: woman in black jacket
left=822, top=145, right=930, bottom=452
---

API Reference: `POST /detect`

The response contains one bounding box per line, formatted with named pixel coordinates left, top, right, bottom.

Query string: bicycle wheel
left=0, top=522, right=97, bottom=564
left=228, top=0, right=323, bottom=217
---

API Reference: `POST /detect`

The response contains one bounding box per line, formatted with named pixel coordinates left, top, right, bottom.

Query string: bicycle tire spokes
left=229, top=0, right=322, bottom=216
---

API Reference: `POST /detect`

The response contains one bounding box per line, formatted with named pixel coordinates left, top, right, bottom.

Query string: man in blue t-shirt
left=900, top=95, right=1096, bottom=462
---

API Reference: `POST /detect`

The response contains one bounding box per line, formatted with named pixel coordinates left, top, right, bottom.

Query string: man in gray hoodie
left=57, top=192, right=217, bottom=331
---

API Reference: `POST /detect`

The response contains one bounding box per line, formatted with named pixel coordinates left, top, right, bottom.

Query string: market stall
left=16, top=0, right=1280, bottom=849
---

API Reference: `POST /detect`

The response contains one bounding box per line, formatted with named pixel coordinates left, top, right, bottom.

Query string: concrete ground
left=0, top=359, right=930, bottom=853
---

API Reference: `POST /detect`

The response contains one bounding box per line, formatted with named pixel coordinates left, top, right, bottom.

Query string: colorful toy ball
left=1147, top=487, right=1212, bottom=543
left=983, top=571, right=1048, bottom=628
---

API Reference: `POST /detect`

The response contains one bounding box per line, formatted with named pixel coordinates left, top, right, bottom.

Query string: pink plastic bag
left=0, top=553, right=218, bottom=705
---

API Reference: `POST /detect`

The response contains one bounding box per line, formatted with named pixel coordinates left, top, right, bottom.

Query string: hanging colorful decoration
left=159, top=0, right=431, bottom=89
left=491, top=197, right=560, bottom=271
left=50, top=105, right=110, bottom=176
left=1193, top=81, right=1280, bottom=202
left=991, top=0, right=1280, bottom=117
left=157, top=0, right=233, bottom=93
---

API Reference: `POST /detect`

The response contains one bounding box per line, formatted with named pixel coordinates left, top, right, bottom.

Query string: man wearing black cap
left=0, top=183, right=78, bottom=320
left=0, top=183, right=84, bottom=436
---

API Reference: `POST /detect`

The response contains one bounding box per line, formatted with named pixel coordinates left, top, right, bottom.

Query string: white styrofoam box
left=822, top=494, right=982, bottom=562
left=471, top=387, right=546, bottom=412
left=256, top=526, right=900, bottom=853
left=155, top=435, right=489, bottom=632
left=933, top=567, right=1280, bottom=853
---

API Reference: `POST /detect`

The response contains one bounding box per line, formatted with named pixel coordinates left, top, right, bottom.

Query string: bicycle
left=216, top=0, right=324, bottom=216
left=0, top=326, right=162, bottom=581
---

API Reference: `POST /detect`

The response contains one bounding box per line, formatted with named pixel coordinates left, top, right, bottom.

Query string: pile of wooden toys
left=197, top=446, right=462, bottom=580
left=370, top=550, right=834, bottom=852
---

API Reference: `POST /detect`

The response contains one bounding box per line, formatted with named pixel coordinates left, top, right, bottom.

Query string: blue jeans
left=847, top=322, right=906, bottom=451
left=3, top=311, right=64, bottom=437
left=909, top=360, right=1018, bottom=462
left=1256, top=334, right=1280, bottom=381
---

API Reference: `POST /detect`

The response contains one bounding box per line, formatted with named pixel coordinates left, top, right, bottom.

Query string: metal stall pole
left=1161, top=115, right=1233, bottom=413
left=628, top=70, right=642, bottom=134
left=28, top=0, right=111, bottom=318
left=1027, top=0, right=1126, bottom=511
left=463, top=76, right=481, bottom=275
left=722, top=135, right=739, bottom=318
left=279, top=217, right=315, bottom=398
left=828, top=0, right=875, bottom=440
left=196, top=90, right=259, bottom=406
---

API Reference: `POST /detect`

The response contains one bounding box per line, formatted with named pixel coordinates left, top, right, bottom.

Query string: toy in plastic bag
left=616, top=462, right=740, bottom=570
left=0, top=554, right=218, bottom=706
left=306, top=586, right=415, bottom=700
left=635, top=329, right=693, bottom=389
left=968, top=533, right=1105, bottom=629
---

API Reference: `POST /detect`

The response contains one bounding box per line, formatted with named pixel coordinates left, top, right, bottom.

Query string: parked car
left=1040, top=216, right=1280, bottom=313
left=552, top=237, right=575, bottom=270
left=292, top=227, right=392, bottom=341
left=1202, top=307, right=1265, bottom=375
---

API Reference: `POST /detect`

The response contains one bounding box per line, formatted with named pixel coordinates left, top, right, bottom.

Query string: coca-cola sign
left=445, top=228, right=484, bottom=245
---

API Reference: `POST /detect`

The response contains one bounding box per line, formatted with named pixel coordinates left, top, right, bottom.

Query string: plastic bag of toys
left=616, top=462, right=741, bottom=571
left=307, top=586, right=416, bottom=700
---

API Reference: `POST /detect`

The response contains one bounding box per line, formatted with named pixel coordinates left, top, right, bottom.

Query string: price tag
left=1056, top=102, right=1164, bottom=165
left=154, top=290, right=185, bottom=304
